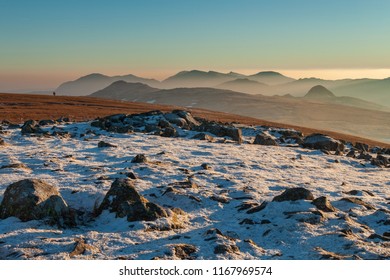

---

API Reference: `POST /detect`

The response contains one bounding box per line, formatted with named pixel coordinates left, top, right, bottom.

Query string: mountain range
left=56, top=70, right=390, bottom=107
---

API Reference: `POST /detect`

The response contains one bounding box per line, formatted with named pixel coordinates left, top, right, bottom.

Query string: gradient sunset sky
left=1, top=0, right=390, bottom=91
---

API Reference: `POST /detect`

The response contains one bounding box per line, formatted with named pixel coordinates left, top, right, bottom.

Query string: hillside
left=0, top=93, right=389, bottom=148
left=87, top=82, right=390, bottom=143
left=216, top=78, right=269, bottom=94
left=0, top=109, right=389, bottom=260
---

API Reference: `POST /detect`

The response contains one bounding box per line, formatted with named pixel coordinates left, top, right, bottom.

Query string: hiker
left=53, top=91, right=56, bottom=96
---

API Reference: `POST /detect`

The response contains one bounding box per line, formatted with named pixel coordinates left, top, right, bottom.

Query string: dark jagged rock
left=302, top=134, right=344, bottom=152
left=341, top=197, right=376, bottom=210
left=246, top=201, right=268, bottom=214
left=273, top=187, right=314, bottom=202
left=0, top=179, right=74, bottom=226
left=346, top=150, right=356, bottom=158
left=131, top=154, right=148, bottom=163
left=21, top=120, right=44, bottom=134
left=172, top=244, right=197, bottom=260
left=214, top=244, right=240, bottom=255
left=192, top=133, right=214, bottom=141
left=161, top=127, right=177, bottom=137
left=172, top=110, right=201, bottom=128
left=371, top=154, right=390, bottom=168
left=253, top=132, right=278, bottom=146
left=196, top=121, right=242, bottom=144
left=97, top=141, right=117, bottom=148
left=96, top=179, right=168, bottom=221
left=164, top=113, right=188, bottom=128
left=357, top=152, right=373, bottom=161
left=312, top=196, right=336, bottom=212
left=0, top=138, right=5, bottom=146
left=38, top=119, right=56, bottom=126
left=355, top=142, right=369, bottom=152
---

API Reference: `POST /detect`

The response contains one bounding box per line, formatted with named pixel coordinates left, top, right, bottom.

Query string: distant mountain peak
left=253, top=71, right=285, bottom=77
left=305, top=85, right=335, bottom=99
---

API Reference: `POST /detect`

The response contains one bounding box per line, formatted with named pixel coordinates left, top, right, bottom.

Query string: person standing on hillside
left=53, top=91, right=56, bottom=96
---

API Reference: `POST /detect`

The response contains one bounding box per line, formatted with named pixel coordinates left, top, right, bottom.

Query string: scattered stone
left=97, top=141, right=117, bottom=148
left=161, top=127, right=177, bottom=138
left=214, top=244, right=240, bottom=255
left=192, top=133, right=214, bottom=141
left=315, top=247, right=349, bottom=260
left=172, top=110, right=201, bottom=128
left=69, top=238, right=99, bottom=257
left=253, top=132, right=278, bottom=146
left=0, top=163, right=29, bottom=170
left=0, top=179, right=74, bottom=226
left=312, top=196, right=336, bottom=212
left=38, top=119, right=56, bottom=126
left=197, top=122, right=242, bottom=143
left=126, top=172, right=137, bottom=179
left=246, top=201, right=268, bottom=214
left=357, top=152, right=372, bottom=161
left=131, top=154, right=148, bottom=163
left=302, top=134, right=345, bottom=152
left=21, top=120, right=44, bottom=134
left=371, top=154, right=390, bottom=167
left=273, top=187, right=314, bottom=202
left=236, top=201, right=259, bottom=212
left=346, top=150, right=356, bottom=158
left=96, top=179, right=168, bottom=221
left=201, top=163, right=211, bottom=170
left=341, top=197, right=376, bottom=210
left=355, top=142, right=369, bottom=152
left=172, top=244, right=197, bottom=260
left=0, top=138, right=4, bottom=146
left=239, top=218, right=256, bottom=225
left=210, top=195, right=230, bottom=204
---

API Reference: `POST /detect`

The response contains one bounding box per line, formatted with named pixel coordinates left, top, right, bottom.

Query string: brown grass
left=1, top=93, right=389, bottom=148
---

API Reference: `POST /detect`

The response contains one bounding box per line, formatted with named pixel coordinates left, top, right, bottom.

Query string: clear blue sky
left=1, top=0, right=390, bottom=90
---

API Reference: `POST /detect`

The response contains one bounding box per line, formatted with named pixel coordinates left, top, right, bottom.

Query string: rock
left=341, top=197, right=375, bottom=210
left=0, top=179, right=74, bottom=226
left=192, top=133, right=214, bottom=141
left=272, top=187, right=314, bottom=202
left=196, top=122, right=242, bottom=144
left=126, top=172, right=137, bottom=179
left=38, top=119, right=56, bottom=126
left=346, top=150, right=356, bottom=158
left=210, top=195, right=230, bottom=204
left=158, top=119, right=171, bottom=128
left=0, top=163, right=29, bottom=170
left=172, top=244, right=197, bottom=260
left=0, top=138, right=5, bottom=146
left=164, top=113, right=188, bottom=128
left=172, top=110, right=201, bottom=128
left=214, top=244, right=240, bottom=255
left=246, top=201, right=268, bottom=213
left=312, top=196, right=336, bottom=212
left=97, top=141, right=117, bottom=148
left=21, top=120, right=44, bottom=134
left=69, top=237, right=99, bottom=257
left=354, top=142, right=369, bottom=152
left=131, top=154, right=148, bottom=163
left=201, top=163, right=211, bottom=170
left=253, top=132, right=278, bottom=146
left=96, top=179, right=168, bottom=221
left=302, top=134, right=344, bottom=152
left=161, top=127, right=177, bottom=137
left=357, top=152, right=372, bottom=161
left=371, top=154, right=390, bottom=167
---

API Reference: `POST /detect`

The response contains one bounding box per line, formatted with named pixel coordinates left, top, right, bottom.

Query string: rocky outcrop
left=312, top=196, right=336, bottom=212
left=302, top=134, right=345, bottom=152
left=21, top=120, right=44, bottom=135
left=273, top=188, right=314, bottom=202
left=0, top=179, right=74, bottom=226
left=96, top=179, right=168, bottom=221
left=253, top=132, right=278, bottom=146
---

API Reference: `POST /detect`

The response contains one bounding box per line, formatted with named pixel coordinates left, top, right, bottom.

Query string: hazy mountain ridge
left=56, top=70, right=390, bottom=107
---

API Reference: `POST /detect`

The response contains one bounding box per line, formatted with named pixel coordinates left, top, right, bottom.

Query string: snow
left=0, top=121, right=389, bottom=260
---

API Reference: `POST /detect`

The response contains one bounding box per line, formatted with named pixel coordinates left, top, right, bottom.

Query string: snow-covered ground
left=0, top=120, right=389, bottom=260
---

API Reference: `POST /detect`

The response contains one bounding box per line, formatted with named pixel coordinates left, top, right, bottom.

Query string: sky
left=1, top=0, right=390, bottom=90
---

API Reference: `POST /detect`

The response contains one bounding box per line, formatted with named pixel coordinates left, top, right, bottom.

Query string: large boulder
left=164, top=113, right=188, bottom=128
left=253, top=132, right=278, bottom=146
left=96, top=179, right=168, bottom=221
left=0, top=179, right=73, bottom=226
left=21, top=120, right=44, bottom=134
left=272, top=187, right=314, bottom=202
left=172, top=110, right=201, bottom=128
left=302, top=134, right=344, bottom=152
left=196, top=121, right=242, bottom=144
